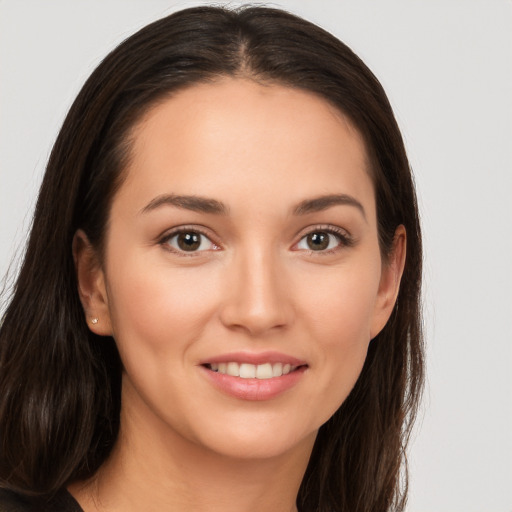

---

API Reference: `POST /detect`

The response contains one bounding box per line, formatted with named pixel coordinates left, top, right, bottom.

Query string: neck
left=70, top=383, right=315, bottom=512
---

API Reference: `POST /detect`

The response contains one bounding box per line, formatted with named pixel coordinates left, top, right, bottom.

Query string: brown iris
left=306, top=232, right=330, bottom=250
left=177, top=232, right=201, bottom=251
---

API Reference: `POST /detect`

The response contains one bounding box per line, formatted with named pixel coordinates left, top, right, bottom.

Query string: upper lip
left=199, top=351, right=308, bottom=367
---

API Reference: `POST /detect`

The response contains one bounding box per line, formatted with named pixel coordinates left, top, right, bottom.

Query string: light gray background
left=1, top=1, right=511, bottom=511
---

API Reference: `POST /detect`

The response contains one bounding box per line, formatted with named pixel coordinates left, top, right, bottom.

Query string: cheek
left=299, top=258, right=380, bottom=344
left=103, top=255, right=225, bottom=434
left=104, top=252, right=221, bottom=358
left=294, top=258, right=381, bottom=413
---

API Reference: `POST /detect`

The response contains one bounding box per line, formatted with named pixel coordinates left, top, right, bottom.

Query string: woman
left=0, top=5, right=423, bottom=512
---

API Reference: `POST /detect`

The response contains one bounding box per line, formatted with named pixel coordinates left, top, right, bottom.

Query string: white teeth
left=208, top=362, right=298, bottom=379
left=226, top=362, right=239, bottom=377
left=255, top=363, right=273, bottom=379
left=272, top=362, right=283, bottom=377
left=239, top=363, right=256, bottom=378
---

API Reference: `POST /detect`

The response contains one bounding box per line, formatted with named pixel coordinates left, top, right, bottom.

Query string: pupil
left=177, top=232, right=200, bottom=251
left=308, top=232, right=329, bottom=250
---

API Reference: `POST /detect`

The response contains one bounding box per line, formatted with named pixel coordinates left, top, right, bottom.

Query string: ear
left=370, top=225, right=407, bottom=340
left=72, top=229, right=113, bottom=336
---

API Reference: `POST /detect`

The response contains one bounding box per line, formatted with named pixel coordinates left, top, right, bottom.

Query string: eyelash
left=294, top=225, right=354, bottom=255
left=158, top=224, right=354, bottom=256
left=159, top=226, right=220, bottom=257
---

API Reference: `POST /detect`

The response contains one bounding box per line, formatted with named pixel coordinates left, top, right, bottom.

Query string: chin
left=180, top=407, right=320, bottom=462
left=199, top=427, right=317, bottom=461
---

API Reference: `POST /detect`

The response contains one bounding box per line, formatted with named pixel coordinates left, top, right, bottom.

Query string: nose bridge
left=220, top=241, right=291, bottom=335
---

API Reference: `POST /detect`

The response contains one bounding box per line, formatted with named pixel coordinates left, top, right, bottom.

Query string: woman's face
left=81, top=78, right=403, bottom=460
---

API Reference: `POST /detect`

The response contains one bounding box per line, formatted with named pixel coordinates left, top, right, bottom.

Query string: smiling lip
left=200, top=351, right=307, bottom=366
left=199, top=351, right=308, bottom=401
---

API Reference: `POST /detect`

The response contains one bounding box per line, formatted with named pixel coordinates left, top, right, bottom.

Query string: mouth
left=199, top=352, right=308, bottom=400
left=204, top=362, right=303, bottom=379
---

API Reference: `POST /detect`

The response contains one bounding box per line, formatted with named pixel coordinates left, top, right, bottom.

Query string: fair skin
left=72, top=78, right=406, bottom=512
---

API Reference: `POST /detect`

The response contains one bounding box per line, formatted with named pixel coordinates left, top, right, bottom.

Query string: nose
left=219, top=247, right=293, bottom=336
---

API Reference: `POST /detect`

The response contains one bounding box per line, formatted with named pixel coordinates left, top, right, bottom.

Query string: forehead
left=118, top=78, right=375, bottom=218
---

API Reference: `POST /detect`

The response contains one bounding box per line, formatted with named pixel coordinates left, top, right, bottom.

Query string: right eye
left=162, top=230, right=218, bottom=253
left=296, top=230, right=343, bottom=252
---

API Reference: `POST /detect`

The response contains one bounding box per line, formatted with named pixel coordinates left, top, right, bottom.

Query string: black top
left=0, top=489, right=83, bottom=512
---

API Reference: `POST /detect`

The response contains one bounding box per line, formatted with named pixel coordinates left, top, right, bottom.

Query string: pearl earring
left=91, top=318, right=99, bottom=324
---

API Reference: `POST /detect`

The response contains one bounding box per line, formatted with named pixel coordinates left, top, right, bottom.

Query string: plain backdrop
left=1, top=1, right=511, bottom=511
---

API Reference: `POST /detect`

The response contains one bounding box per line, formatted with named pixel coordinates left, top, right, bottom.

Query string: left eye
left=296, top=231, right=342, bottom=251
left=165, top=231, right=216, bottom=252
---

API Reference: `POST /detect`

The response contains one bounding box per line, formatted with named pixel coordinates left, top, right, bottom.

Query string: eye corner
left=293, top=225, right=354, bottom=254
left=158, top=226, right=222, bottom=256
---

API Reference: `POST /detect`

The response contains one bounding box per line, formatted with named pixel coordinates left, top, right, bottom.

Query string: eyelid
left=158, top=225, right=221, bottom=255
left=156, top=223, right=353, bottom=256
left=292, top=224, right=355, bottom=252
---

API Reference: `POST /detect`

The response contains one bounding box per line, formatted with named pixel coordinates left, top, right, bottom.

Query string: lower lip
left=200, top=366, right=307, bottom=401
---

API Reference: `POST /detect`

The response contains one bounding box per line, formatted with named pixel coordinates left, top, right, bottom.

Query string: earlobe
left=370, top=225, right=407, bottom=340
left=72, top=229, right=113, bottom=336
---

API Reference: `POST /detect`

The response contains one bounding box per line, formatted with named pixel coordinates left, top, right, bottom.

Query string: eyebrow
left=140, top=192, right=366, bottom=220
left=293, top=194, right=367, bottom=220
left=140, top=194, right=229, bottom=215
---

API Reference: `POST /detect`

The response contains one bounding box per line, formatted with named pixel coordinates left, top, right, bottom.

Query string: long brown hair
left=0, top=6, right=423, bottom=511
